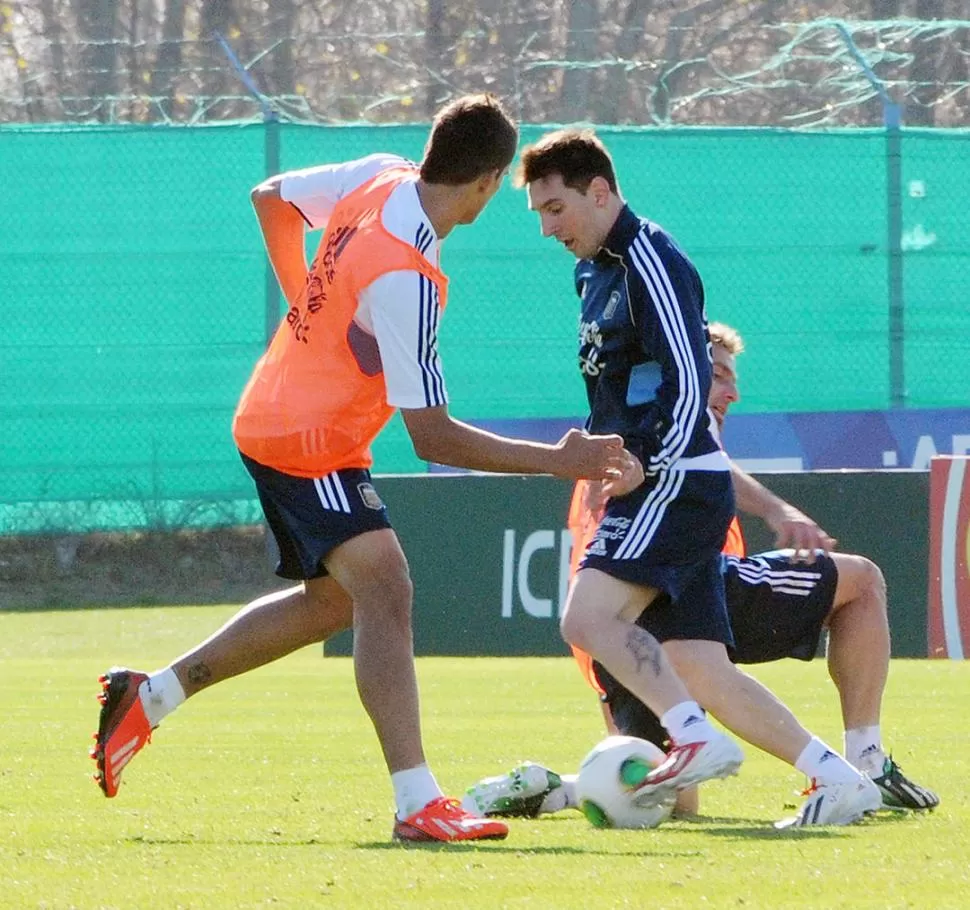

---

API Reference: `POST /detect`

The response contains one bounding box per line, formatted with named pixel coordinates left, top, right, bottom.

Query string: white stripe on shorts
left=613, top=468, right=685, bottom=561
left=728, top=557, right=821, bottom=597
left=313, top=473, right=352, bottom=514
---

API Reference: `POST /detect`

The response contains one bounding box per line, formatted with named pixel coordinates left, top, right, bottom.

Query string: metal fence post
left=835, top=21, right=906, bottom=408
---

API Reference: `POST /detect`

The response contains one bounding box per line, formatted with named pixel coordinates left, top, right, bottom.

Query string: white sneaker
left=461, top=763, right=563, bottom=818
left=631, top=733, right=744, bottom=809
left=775, top=775, right=882, bottom=829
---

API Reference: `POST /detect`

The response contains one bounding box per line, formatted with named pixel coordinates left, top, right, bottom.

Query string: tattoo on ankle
left=186, top=663, right=212, bottom=686
left=625, top=627, right=664, bottom=677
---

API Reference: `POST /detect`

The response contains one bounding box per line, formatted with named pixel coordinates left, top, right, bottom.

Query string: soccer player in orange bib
left=90, top=95, right=637, bottom=844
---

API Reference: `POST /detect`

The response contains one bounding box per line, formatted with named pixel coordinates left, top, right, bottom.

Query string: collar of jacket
left=594, top=203, right=640, bottom=262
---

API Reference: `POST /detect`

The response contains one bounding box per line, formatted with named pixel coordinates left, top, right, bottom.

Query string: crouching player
left=464, top=322, right=938, bottom=823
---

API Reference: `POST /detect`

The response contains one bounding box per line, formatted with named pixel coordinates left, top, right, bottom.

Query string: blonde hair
left=708, top=321, right=744, bottom=355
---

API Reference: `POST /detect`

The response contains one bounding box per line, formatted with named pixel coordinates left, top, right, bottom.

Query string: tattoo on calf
left=625, top=626, right=664, bottom=677
left=186, top=662, right=212, bottom=686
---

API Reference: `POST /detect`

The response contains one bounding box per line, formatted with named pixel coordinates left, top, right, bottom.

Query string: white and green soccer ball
left=576, top=735, right=673, bottom=829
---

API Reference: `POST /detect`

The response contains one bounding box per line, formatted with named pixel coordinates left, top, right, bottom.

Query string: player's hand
left=553, top=429, right=629, bottom=480
left=766, top=503, right=837, bottom=563
left=600, top=450, right=645, bottom=499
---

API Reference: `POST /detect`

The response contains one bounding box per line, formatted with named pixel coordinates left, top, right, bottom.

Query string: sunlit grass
left=0, top=606, right=966, bottom=909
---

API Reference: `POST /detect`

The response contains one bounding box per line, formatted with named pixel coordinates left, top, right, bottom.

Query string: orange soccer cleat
left=392, top=797, right=510, bottom=843
left=90, top=668, right=153, bottom=797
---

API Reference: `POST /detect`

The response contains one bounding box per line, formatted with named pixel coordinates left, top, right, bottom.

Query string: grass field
left=1, top=605, right=967, bottom=909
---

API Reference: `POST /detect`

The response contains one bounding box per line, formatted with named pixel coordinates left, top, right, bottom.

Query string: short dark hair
left=420, top=94, right=518, bottom=185
left=514, top=128, right=618, bottom=194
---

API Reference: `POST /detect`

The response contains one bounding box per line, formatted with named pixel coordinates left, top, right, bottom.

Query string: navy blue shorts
left=580, top=469, right=736, bottom=648
left=723, top=551, right=838, bottom=663
left=593, top=549, right=839, bottom=747
left=241, top=453, right=392, bottom=580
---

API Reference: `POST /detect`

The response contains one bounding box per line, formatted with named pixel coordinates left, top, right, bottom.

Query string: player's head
left=515, top=128, right=622, bottom=260
left=420, top=93, right=518, bottom=224
left=708, top=321, right=744, bottom=429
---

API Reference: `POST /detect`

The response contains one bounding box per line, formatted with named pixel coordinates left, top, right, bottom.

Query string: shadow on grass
left=126, top=811, right=912, bottom=852
left=657, top=807, right=915, bottom=840
left=125, top=835, right=703, bottom=857
left=125, top=835, right=339, bottom=848
left=357, top=841, right=707, bottom=856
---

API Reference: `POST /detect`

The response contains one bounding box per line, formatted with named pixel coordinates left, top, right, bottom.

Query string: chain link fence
left=1, top=12, right=969, bottom=534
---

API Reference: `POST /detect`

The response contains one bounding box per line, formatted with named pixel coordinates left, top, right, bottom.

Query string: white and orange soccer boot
left=631, top=732, right=744, bottom=809
left=90, top=667, right=154, bottom=797
left=392, top=797, right=509, bottom=843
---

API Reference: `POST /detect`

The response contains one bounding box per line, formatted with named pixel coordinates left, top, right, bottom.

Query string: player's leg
left=561, top=569, right=691, bottom=718
left=561, top=568, right=743, bottom=806
left=824, top=553, right=890, bottom=766
left=825, top=553, right=939, bottom=809
left=666, top=638, right=813, bottom=764
left=324, top=528, right=506, bottom=842
left=595, top=662, right=699, bottom=817
left=91, top=456, right=365, bottom=797
left=664, top=637, right=879, bottom=826
left=178, top=579, right=353, bottom=697
left=323, top=528, right=422, bottom=774
left=91, top=576, right=353, bottom=797
left=726, top=551, right=938, bottom=810
left=628, top=555, right=877, bottom=825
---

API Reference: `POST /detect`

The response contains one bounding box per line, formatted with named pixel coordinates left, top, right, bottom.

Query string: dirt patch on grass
left=0, top=526, right=281, bottom=610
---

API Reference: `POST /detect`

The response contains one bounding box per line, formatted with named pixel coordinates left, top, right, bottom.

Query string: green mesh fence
left=1, top=123, right=968, bottom=533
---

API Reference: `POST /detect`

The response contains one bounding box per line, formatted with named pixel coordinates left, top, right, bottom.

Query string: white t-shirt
left=279, top=154, right=447, bottom=410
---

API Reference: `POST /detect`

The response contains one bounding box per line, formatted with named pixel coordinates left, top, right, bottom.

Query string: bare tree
left=75, top=0, right=119, bottom=122
left=598, top=0, right=651, bottom=123
left=267, top=0, right=298, bottom=100
left=2, top=0, right=967, bottom=126
left=560, top=0, right=598, bottom=120
left=200, top=0, right=234, bottom=114
left=908, top=0, right=946, bottom=125
left=425, top=0, right=447, bottom=116
left=150, top=0, right=186, bottom=118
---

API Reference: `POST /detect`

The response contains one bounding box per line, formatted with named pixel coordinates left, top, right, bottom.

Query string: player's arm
left=251, top=179, right=309, bottom=306
left=366, top=268, right=633, bottom=480
left=729, top=459, right=837, bottom=560
left=627, top=248, right=707, bottom=475
left=401, top=406, right=632, bottom=480
left=252, top=155, right=407, bottom=306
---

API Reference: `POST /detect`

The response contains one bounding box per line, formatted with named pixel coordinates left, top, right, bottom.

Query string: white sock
left=539, top=774, right=579, bottom=815
left=392, top=764, right=444, bottom=820
left=661, top=701, right=717, bottom=745
left=138, top=667, right=186, bottom=729
left=844, top=726, right=885, bottom=775
left=795, top=736, right=860, bottom=785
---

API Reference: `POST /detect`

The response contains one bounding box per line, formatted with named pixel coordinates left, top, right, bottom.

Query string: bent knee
left=561, top=593, right=610, bottom=652
left=833, top=554, right=887, bottom=612
left=357, top=568, right=414, bottom=621
left=303, top=579, right=354, bottom=639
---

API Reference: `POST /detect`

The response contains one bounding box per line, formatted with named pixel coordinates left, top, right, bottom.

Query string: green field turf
left=1, top=605, right=967, bottom=909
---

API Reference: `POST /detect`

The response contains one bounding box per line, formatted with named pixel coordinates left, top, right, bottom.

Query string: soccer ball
left=576, top=735, right=673, bottom=829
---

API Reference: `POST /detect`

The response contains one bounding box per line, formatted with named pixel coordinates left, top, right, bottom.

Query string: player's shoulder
left=630, top=217, right=681, bottom=259
left=626, top=217, right=698, bottom=285
left=335, top=153, right=414, bottom=190
left=637, top=218, right=690, bottom=263
left=280, top=153, right=412, bottom=204
left=383, top=178, right=437, bottom=255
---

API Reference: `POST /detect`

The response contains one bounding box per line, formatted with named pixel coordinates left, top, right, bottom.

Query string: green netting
left=1, top=123, right=968, bottom=533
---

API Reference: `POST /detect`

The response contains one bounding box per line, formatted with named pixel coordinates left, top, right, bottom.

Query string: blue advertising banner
left=440, top=408, right=970, bottom=473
